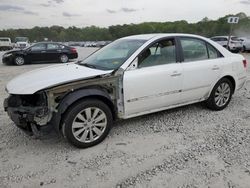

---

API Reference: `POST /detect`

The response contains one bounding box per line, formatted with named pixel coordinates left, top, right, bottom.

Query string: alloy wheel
left=72, top=107, right=107, bottom=143
left=214, top=82, right=231, bottom=107
left=60, top=55, right=68, bottom=63
left=15, top=57, right=24, bottom=65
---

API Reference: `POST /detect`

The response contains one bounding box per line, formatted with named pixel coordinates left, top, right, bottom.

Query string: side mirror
left=127, top=57, right=138, bottom=71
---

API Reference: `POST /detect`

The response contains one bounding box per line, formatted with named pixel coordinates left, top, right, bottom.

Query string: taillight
left=70, top=48, right=77, bottom=53
left=243, top=59, right=247, bottom=69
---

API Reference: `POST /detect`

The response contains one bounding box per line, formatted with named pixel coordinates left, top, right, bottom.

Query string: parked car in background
left=3, top=34, right=247, bottom=148
left=239, top=37, right=250, bottom=52
left=210, top=36, right=243, bottom=53
left=15, top=37, right=30, bottom=49
left=2, top=42, right=78, bottom=65
left=68, top=41, right=81, bottom=47
left=0, top=37, right=13, bottom=51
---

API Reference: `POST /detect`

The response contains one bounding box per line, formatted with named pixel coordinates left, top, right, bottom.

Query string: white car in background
left=239, top=37, right=250, bottom=52
left=0, top=37, right=13, bottom=51
left=211, top=36, right=243, bottom=53
left=4, top=34, right=248, bottom=148
left=14, top=37, right=30, bottom=49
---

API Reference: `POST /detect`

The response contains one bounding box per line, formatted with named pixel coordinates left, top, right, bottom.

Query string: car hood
left=5, top=49, right=22, bottom=54
left=16, top=42, right=28, bottom=44
left=6, top=63, right=113, bottom=94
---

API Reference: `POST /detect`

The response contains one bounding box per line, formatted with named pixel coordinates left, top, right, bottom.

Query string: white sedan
left=4, top=34, right=248, bottom=148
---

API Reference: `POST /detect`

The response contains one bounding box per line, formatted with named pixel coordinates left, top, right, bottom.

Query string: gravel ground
left=0, top=48, right=250, bottom=188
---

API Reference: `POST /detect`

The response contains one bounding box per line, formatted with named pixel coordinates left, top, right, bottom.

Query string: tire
left=62, top=99, right=113, bottom=148
left=243, top=46, right=246, bottom=52
left=14, top=56, right=25, bottom=66
left=206, top=78, right=233, bottom=111
left=59, top=54, right=69, bottom=63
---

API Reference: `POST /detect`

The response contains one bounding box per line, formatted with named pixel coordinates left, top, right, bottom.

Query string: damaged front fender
left=50, top=87, right=115, bottom=132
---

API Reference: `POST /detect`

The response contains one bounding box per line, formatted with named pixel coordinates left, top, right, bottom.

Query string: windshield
left=79, top=39, right=146, bottom=70
left=231, top=37, right=241, bottom=41
left=0, top=38, right=10, bottom=42
left=15, top=37, right=28, bottom=42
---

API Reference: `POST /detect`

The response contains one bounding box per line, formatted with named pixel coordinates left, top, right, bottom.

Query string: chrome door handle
left=171, top=71, right=182, bottom=77
left=212, top=65, right=220, bottom=70
left=41, top=51, right=46, bottom=53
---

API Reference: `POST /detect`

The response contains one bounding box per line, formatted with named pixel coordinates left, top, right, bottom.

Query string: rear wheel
left=206, top=78, right=233, bottom=111
left=62, top=99, right=113, bottom=148
left=14, top=56, right=25, bottom=66
left=59, top=54, right=68, bottom=63
left=243, top=46, right=246, bottom=52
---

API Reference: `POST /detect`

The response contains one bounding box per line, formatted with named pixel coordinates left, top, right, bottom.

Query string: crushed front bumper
left=4, top=95, right=51, bottom=136
left=2, top=56, right=14, bottom=65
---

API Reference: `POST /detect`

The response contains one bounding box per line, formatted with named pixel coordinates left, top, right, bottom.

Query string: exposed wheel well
left=221, top=75, right=236, bottom=93
left=59, top=95, right=116, bottom=130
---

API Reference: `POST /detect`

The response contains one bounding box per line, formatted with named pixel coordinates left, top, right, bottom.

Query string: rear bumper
left=229, top=46, right=243, bottom=52
left=69, top=53, right=78, bottom=59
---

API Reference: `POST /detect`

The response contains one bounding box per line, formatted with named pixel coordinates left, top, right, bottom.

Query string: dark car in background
left=2, top=42, right=78, bottom=65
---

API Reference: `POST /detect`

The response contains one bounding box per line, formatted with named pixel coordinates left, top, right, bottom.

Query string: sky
left=0, top=0, right=249, bottom=29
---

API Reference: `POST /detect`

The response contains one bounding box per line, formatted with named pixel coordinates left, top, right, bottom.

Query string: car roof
left=36, top=42, right=64, bottom=45
left=211, top=36, right=229, bottom=38
left=211, top=36, right=239, bottom=39
left=121, top=33, right=210, bottom=41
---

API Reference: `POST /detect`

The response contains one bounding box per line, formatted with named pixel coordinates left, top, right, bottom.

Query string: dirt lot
left=0, top=48, right=250, bottom=188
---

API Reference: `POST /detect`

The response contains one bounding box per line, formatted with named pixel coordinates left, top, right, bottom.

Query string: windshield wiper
left=82, top=63, right=98, bottom=69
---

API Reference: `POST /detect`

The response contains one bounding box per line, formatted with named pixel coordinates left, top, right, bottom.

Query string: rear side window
left=207, top=44, right=219, bottom=59
left=0, top=38, right=10, bottom=42
left=211, top=38, right=219, bottom=41
left=47, top=43, right=59, bottom=50
left=220, top=38, right=228, bottom=41
left=180, top=38, right=208, bottom=62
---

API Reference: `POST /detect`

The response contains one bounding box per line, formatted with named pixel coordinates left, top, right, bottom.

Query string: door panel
left=28, top=43, right=47, bottom=62
left=179, top=37, right=223, bottom=102
left=181, top=59, right=222, bottom=102
left=46, top=43, right=61, bottom=61
left=123, top=63, right=183, bottom=116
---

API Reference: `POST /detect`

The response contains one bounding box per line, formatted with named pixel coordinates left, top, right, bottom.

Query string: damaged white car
left=4, top=34, right=248, bottom=148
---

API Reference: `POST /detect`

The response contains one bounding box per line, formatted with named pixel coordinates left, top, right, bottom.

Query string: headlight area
left=3, top=53, right=12, bottom=58
left=3, top=92, right=50, bottom=135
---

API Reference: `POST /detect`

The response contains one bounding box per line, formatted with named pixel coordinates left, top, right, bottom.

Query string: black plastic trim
left=50, top=88, right=114, bottom=132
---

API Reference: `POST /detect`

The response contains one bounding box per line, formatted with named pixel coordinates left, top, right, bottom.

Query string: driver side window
left=31, top=43, right=46, bottom=51
left=138, top=38, right=176, bottom=68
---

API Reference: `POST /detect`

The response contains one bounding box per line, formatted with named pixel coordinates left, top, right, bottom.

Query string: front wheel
left=14, top=56, right=25, bottom=65
left=206, top=78, right=233, bottom=111
left=62, top=99, right=113, bottom=148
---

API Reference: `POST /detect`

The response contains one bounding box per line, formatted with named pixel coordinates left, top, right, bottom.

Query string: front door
left=123, top=38, right=183, bottom=117
left=28, top=43, right=47, bottom=62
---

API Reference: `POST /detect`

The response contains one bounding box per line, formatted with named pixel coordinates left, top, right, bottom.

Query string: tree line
left=0, top=12, right=249, bottom=42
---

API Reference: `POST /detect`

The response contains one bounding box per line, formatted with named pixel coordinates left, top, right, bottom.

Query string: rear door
left=178, top=37, right=223, bottom=103
left=46, top=43, right=61, bottom=61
